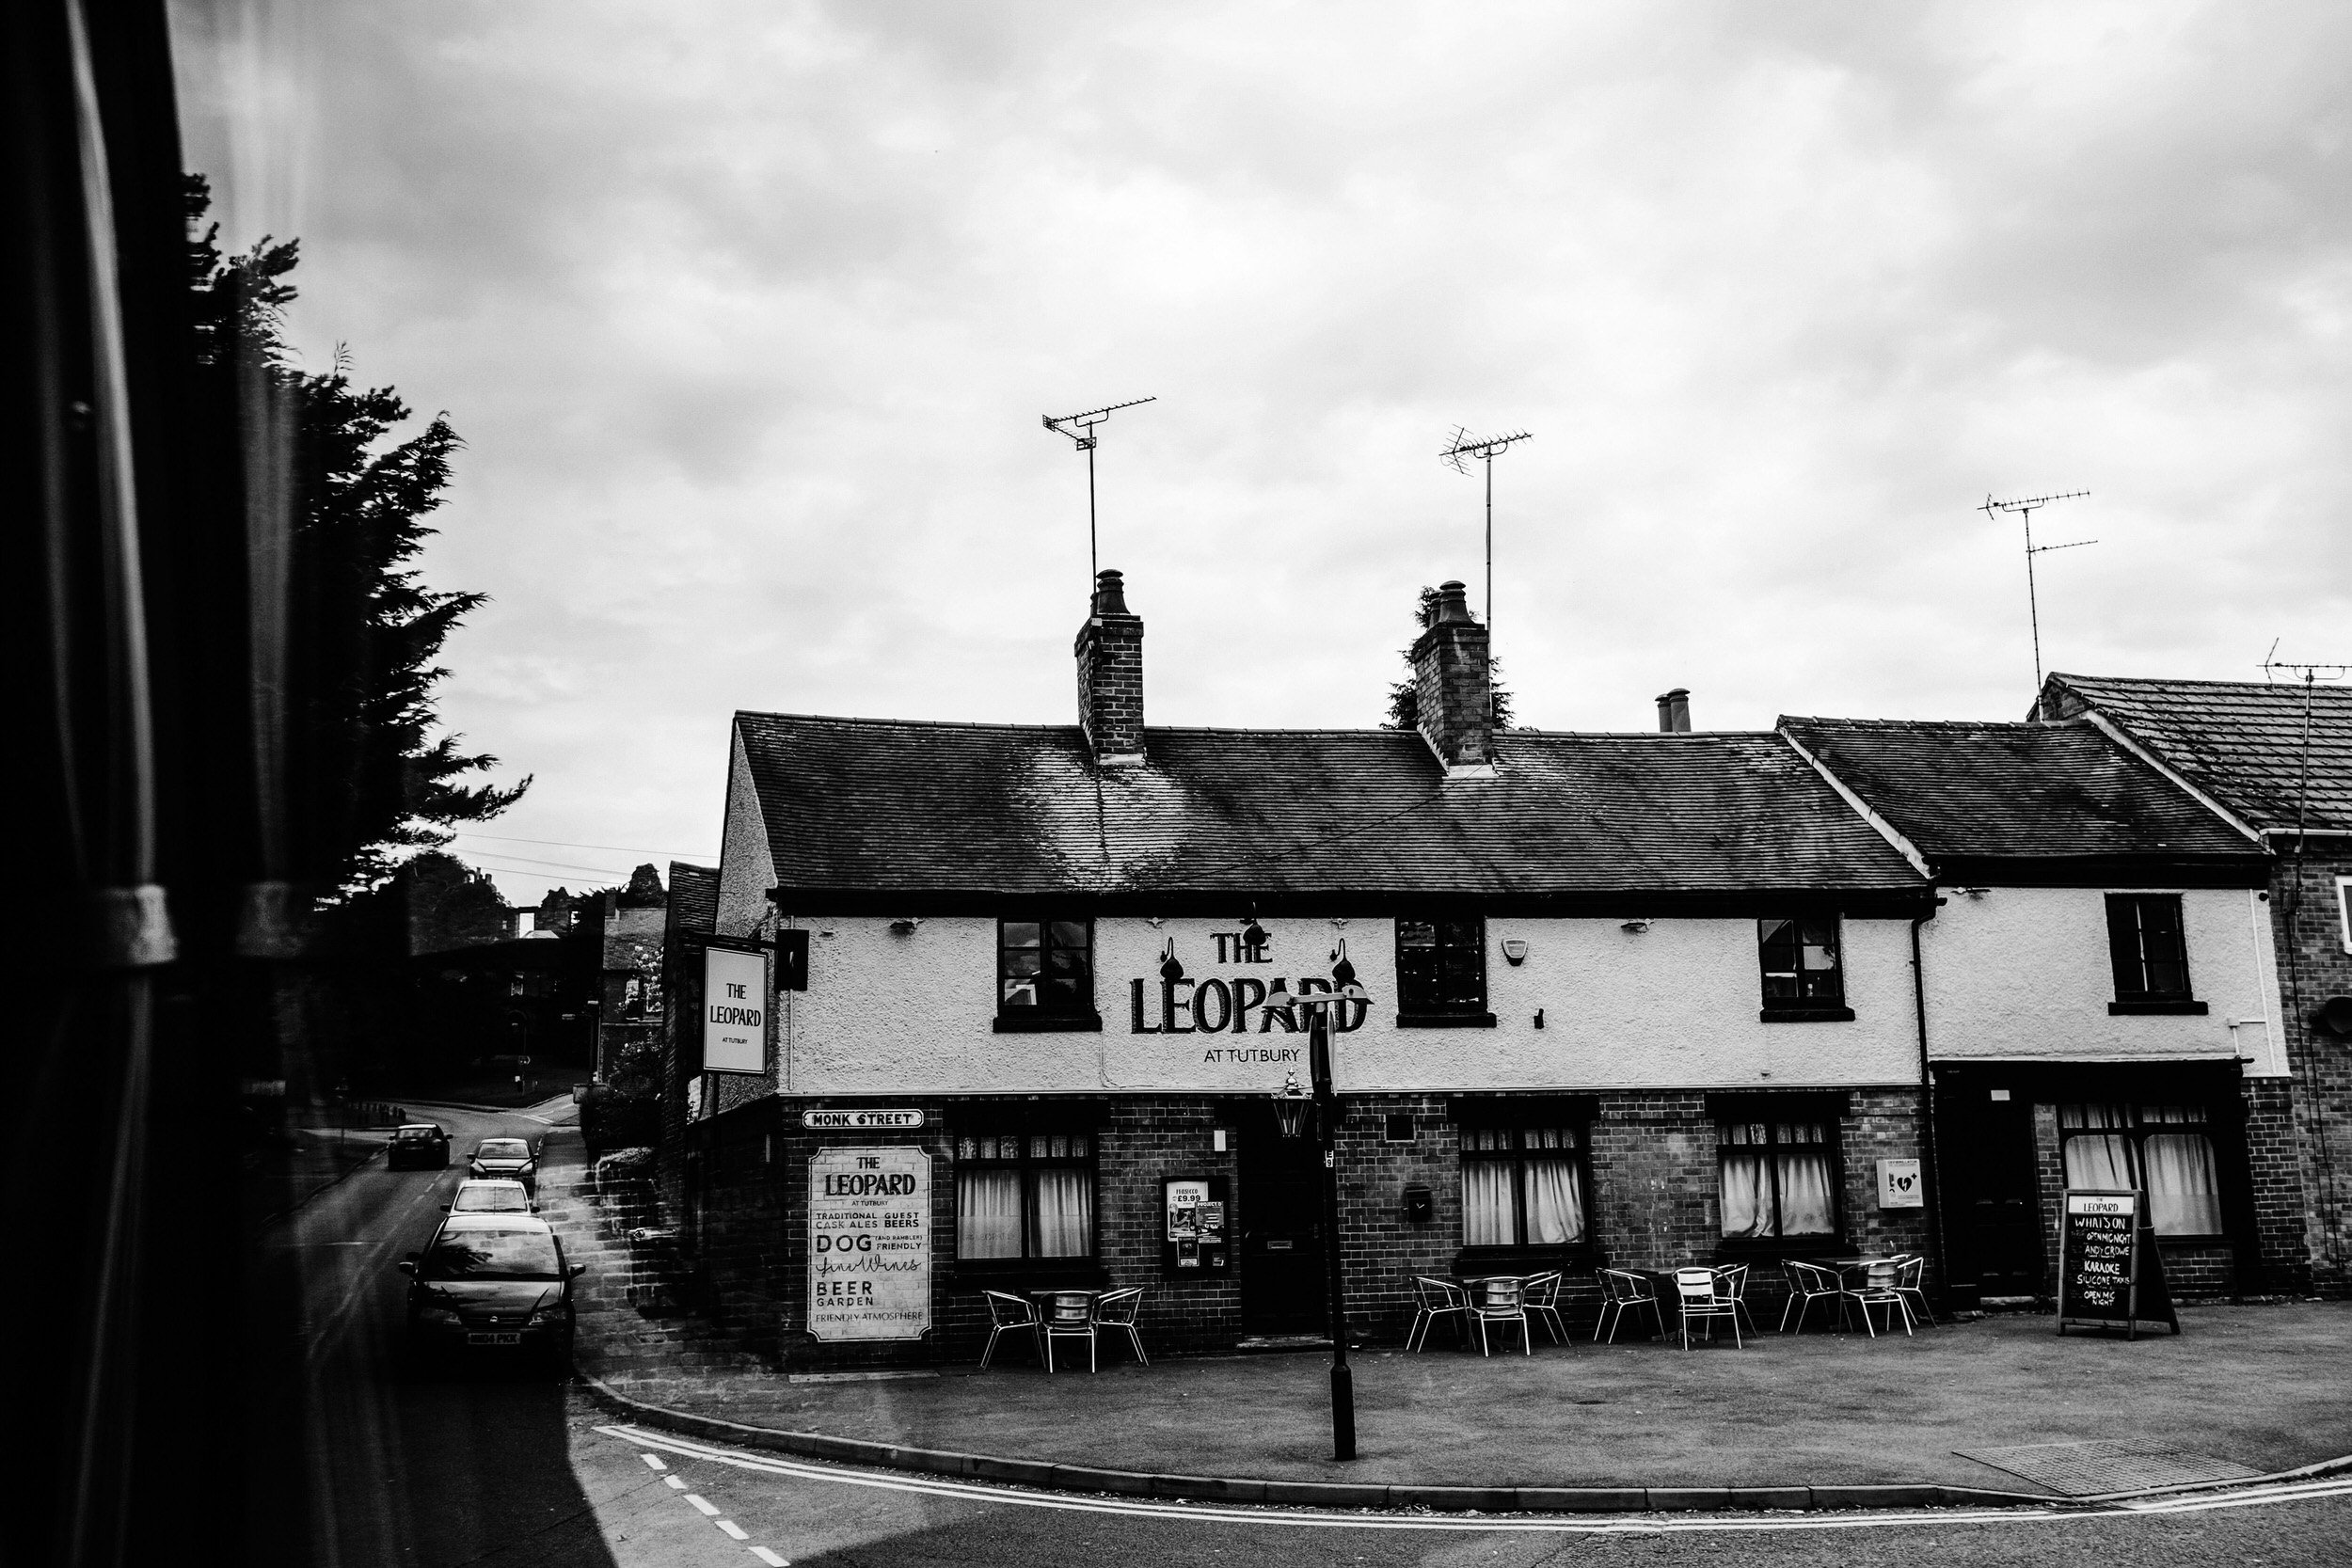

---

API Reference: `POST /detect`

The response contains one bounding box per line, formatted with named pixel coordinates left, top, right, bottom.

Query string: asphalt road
left=254, top=1105, right=2352, bottom=1567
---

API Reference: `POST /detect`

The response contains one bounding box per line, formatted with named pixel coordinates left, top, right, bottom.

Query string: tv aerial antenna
left=1440, top=426, right=1533, bottom=637
left=2261, top=641, right=2349, bottom=860
left=1980, top=489, right=2091, bottom=717
left=1043, top=396, right=1156, bottom=585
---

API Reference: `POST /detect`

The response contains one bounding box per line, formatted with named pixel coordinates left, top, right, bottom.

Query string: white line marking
left=594, top=1426, right=2352, bottom=1536
left=641, top=1452, right=668, bottom=1470
left=750, top=1548, right=788, bottom=1565
left=664, top=1475, right=687, bottom=1489
left=685, top=1494, right=721, bottom=1516
left=717, top=1520, right=749, bottom=1540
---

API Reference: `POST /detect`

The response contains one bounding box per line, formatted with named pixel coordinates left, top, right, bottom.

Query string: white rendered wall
left=1918, top=885, right=2284, bottom=1076
left=716, top=728, right=778, bottom=941
left=771, top=912, right=1922, bottom=1097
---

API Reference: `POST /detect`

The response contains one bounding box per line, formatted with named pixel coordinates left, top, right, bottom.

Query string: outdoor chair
left=1470, top=1275, right=1534, bottom=1356
left=1406, top=1275, right=1469, bottom=1352
left=1709, top=1262, right=1757, bottom=1338
left=1092, top=1286, right=1150, bottom=1367
left=1594, top=1268, right=1663, bottom=1344
left=1840, top=1260, right=1913, bottom=1338
left=1891, top=1255, right=1933, bottom=1329
left=977, top=1289, right=1042, bottom=1370
left=1041, top=1291, right=1100, bottom=1372
left=1674, top=1267, right=1742, bottom=1349
left=1523, top=1271, right=1569, bottom=1346
left=1778, top=1259, right=1842, bottom=1335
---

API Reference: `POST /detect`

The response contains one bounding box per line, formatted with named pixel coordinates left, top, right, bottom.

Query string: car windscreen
left=452, top=1186, right=528, bottom=1212
left=475, top=1141, right=531, bottom=1158
left=421, top=1227, right=562, bottom=1279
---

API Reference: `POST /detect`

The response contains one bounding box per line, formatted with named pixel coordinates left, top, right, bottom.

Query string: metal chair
left=1595, top=1268, right=1662, bottom=1344
left=1674, top=1267, right=1742, bottom=1349
left=1523, top=1271, right=1569, bottom=1345
left=1890, top=1255, right=1933, bottom=1329
left=978, top=1290, right=1041, bottom=1370
left=1778, top=1259, right=1842, bottom=1334
left=1092, top=1287, right=1149, bottom=1366
left=1406, top=1275, right=1469, bottom=1351
left=1841, top=1260, right=1913, bottom=1338
left=1709, top=1262, right=1756, bottom=1338
left=1469, top=1275, right=1533, bottom=1356
left=1041, top=1290, right=1100, bottom=1372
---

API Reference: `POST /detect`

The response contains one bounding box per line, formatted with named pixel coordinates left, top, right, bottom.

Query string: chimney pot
left=1656, top=688, right=1692, bottom=733
left=1091, top=568, right=1130, bottom=616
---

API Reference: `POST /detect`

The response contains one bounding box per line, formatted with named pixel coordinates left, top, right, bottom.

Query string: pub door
left=1236, top=1107, right=1328, bottom=1336
left=1942, top=1088, right=2044, bottom=1299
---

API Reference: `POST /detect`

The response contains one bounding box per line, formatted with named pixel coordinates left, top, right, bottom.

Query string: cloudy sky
left=171, top=1, right=2351, bottom=904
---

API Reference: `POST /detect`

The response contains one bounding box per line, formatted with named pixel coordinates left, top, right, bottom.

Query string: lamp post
left=1277, top=949, right=1370, bottom=1463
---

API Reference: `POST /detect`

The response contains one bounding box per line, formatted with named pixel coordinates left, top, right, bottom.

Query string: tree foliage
left=187, top=175, right=527, bottom=890
left=1381, top=585, right=1516, bottom=732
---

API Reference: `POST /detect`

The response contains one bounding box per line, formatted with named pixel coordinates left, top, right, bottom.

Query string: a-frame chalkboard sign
left=2057, top=1189, right=2181, bottom=1339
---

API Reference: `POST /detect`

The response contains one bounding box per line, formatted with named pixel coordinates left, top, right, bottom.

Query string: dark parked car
left=469, top=1137, right=538, bottom=1195
left=399, top=1212, right=582, bottom=1361
left=387, top=1123, right=451, bottom=1169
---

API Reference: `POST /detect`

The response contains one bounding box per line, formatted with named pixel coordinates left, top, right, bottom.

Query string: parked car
left=468, top=1137, right=539, bottom=1195
left=445, top=1178, right=533, bottom=1214
left=387, top=1123, right=451, bottom=1169
left=398, top=1212, right=581, bottom=1362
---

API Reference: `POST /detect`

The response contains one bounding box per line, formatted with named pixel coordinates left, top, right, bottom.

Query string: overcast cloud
left=170, top=1, right=2352, bottom=901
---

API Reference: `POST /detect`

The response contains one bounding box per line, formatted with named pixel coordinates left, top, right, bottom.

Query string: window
left=954, top=1130, right=1096, bottom=1260
left=2105, top=895, right=2196, bottom=1010
left=2059, top=1103, right=2224, bottom=1237
left=1757, top=916, right=1847, bottom=1018
left=1396, top=915, right=1489, bottom=1023
left=1719, top=1118, right=1838, bottom=1239
left=2335, top=877, right=2350, bottom=956
left=1461, top=1124, right=1587, bottom=1249
left=996, top=918, right=1096, bottom=1027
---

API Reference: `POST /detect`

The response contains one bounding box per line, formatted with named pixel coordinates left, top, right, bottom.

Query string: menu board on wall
left=2057, top=1189, right=2180, bottom=1340
left=808, top=1148, right=931, bottom=1342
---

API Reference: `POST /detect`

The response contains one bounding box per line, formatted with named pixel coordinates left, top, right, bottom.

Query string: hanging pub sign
left=702, top=944, right=768, bottom=1075
left=808, top=1147, right=931, bottom=1342
left=2057, top=1189, right=2180, bottom=1339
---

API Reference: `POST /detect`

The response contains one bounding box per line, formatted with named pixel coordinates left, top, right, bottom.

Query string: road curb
left=571, top=1372, right=2094, bottom=1515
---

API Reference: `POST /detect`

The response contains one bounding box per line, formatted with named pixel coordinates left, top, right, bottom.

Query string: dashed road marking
left=685, top=1494, right=721, bottom=1516
left=642, top=1453, right=667, bottom=1470
left=718, top=1520, right=749, bottom=1540
left=664, top=1475, right=686, bottom=1490
left=637, top=1449, right=793, bottom=1564
left=750, top=1548, right=789, bottom=1565
left=601, top=1426, right=2352, bottom=1537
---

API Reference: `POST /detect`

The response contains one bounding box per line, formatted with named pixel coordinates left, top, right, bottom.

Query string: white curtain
left=1462, top=1162, right=1514, bottom=1246
left=1720, top=1147, right=1771, bottom=1238
left=1032, top=1168, right=1094, bottom=1257
left=2062, top=1104, right=2136, bottom=1191
left=2143, top=1133, right=2222, bottom=1236
left=957, top=1169, right=1022, bottom=1259
left=1776, top=1148, right=1835, bottom=1236
left=1523, top=1159, right=1585, bottom=1244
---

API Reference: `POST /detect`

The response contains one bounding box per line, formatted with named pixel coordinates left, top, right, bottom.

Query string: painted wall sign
left=2057, top=1188, right=2180, bottom=1339
left=802, top=1108, right=926, bottom=1131
left=808, top=1147, right=931, bottom=1341
left=1876, top=1158, right=1924, bottom=1209
left=702, top=946, right=768, bottom=1075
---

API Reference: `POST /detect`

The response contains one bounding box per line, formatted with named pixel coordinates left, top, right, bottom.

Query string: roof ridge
left=2056, top=673, right=2352, bottom=699
left=1779, top=716, right=2082, bottom=732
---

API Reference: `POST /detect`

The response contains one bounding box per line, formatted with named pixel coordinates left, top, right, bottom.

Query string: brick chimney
left=1656, top=688, right=1692, bottom=732
left=1075, top=568, right=1145, bottom=765
left=1410, top=580, right=1494, bottom=773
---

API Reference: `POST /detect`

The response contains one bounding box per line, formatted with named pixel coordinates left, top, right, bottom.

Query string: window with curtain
left=2104, top=895, right=2192, bottom=1001
left=1396, top=915, right=1486, bottom=1017
left=1460, top=1124, right=1587, bottom=1249
left=953, top=1130, right=1097, bottom=1259
left=1718, top=1119, right=1838, bottom=1239
left=997, top=918, right=1094, bottom=1018
left=2058, top=1102, right=2224, bottom=1237
left=1757, top=917, right=1844, bottom=1009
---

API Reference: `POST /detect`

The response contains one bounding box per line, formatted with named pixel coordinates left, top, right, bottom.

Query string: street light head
left=1271, top=1069, right=1310, bottom=1140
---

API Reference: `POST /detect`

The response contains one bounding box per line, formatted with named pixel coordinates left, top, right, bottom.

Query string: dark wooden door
left=1946, top=1089, right=2044, bottom=1296
left=1237, top=1111, right=1327, bottom=1334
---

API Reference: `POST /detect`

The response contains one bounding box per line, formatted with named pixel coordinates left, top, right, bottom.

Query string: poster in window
left=809, top=1148, right=931, bottom=1341
left=702, top=945, right=767, bottom=1074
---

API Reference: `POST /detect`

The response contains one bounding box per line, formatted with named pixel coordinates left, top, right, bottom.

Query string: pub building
left=666, top=572, right=1969, bottom=1368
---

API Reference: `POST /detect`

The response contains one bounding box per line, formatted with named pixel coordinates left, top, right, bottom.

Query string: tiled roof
left=732, top=713, right=1924, bottom=900
left=2043, top=673, right=2352, bottom=833
left=666, top=861, right=719, bottom=937
left=1778, top=717, right=2259, bottom=867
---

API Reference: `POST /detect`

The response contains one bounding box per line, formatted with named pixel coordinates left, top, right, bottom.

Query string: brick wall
left=1074, top=588, right=1145, bottom=759
left=2272, top=849, right=2352, bottom=1291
